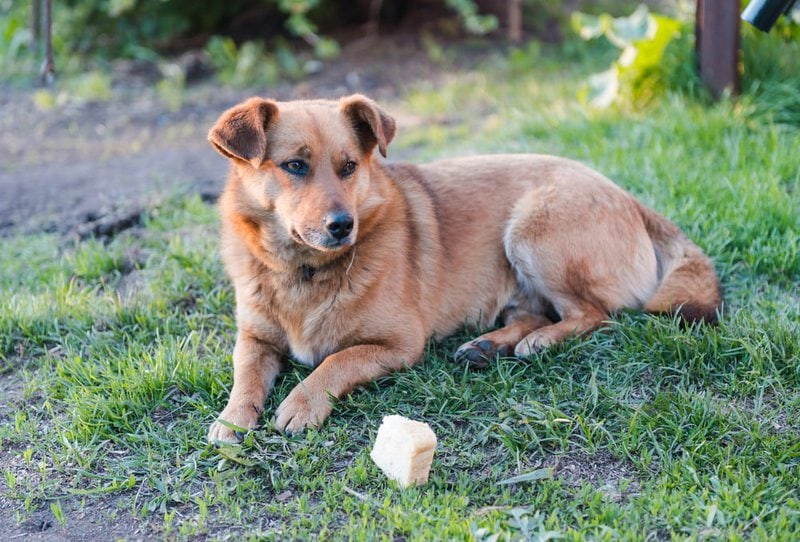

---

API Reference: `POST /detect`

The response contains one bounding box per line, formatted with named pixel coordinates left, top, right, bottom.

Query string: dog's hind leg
left=513, top=304, right=607, bottom=357
left=454, top=298, right=552, bottom=368
left=505, top=268, right=611, bottom=357
left=502, top=182, right=658, bottom=357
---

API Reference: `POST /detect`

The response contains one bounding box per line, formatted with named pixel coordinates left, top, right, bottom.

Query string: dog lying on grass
left=206, top=94, right=721, bottom=443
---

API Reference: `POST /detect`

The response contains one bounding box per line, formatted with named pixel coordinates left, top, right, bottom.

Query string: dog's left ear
left=208, top=97, right=279, bottom=168
left=340, top=94, right=396, bottom=158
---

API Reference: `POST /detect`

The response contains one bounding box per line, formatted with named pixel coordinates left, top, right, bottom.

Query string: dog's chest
left=269, top=278, right=352, bottom=367
left=285, top=303, right=341, bottom=367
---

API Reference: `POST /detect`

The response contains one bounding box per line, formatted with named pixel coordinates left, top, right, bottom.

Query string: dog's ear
left=208, top=97, right=279, bottom=168
left=340, top=94, right=396, bottom=158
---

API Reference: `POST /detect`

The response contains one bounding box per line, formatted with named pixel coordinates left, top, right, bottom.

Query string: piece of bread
left=370, top=415, right=437, bottom=487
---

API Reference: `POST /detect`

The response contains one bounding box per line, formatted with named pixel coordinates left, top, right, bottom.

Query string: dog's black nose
left=325, top=211, right=354, bottom=240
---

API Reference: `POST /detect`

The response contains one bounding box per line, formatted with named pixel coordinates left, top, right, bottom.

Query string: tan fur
left=206, top=95, right=722, bottom=442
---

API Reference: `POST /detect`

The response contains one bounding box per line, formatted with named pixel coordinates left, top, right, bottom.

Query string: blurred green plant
left=32, top=70, right=113, bottom=109
left=156, top=62, right=186, bottom=112
left=445, top=0, right=498, bottom=35
left=571, top=2, right=800, bottom=128
left=1, top=0, right=500, bottom=82
left=0, top=0, right=35, bottom=79
left=740, top=22, right=800, bottom=127
left=205, top=36, right=281, bottom=87
left=279, top=0, right=340, bottom=59
left=572, top=4, right=696, bottom=107
left=1, top=0, right=506, bottom=88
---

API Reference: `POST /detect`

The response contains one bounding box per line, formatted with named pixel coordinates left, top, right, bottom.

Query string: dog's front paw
left=274, top=384, right=333, bottom=434
left=207, top=400, right=263, bottom=444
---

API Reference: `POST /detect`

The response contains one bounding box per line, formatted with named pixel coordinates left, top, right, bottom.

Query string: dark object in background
left=40, top=0, right=54, bottom=85
left=696, top=0, right=740, bottom=99
left=742, top=0, right=799, bottom=32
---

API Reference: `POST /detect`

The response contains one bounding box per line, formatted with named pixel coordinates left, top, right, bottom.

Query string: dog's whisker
left=345, top=247, right=357, bottom=275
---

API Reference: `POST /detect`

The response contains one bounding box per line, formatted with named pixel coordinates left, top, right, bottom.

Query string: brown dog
left=206, top=94, right=721, bottom=442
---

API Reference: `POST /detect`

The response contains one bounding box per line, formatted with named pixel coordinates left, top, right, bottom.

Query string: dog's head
left=209, top=95, right=395, bottom=252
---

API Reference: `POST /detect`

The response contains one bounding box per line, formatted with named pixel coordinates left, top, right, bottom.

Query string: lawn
left=1, top=35, right=799, bottom=540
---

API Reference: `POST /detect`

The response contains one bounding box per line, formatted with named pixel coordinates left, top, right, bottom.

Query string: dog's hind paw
left=454, top=339, right=510, bottom=369
left=513, top=336, right=548, bottom=358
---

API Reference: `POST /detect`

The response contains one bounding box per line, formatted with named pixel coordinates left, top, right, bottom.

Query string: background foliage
left=1, top=1, right=654, bottom=80
left=4, top=1, right=799, bottom=123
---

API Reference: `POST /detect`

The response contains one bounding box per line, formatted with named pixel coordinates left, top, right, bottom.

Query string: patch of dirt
left=0, top=33, right=497, bottom=239
left=548, top=449, right=643, bottom=503
left=115, top=268, right=152, bottom=304
left=0, top=393, right=149, bottom=540
left=0, top=386, right=158, bottom=541
left=0, top=492, right=150, bottom=542
left=73, top=208, right=144, bottom=241
left=716, top=393, right=799, bottom=438
left=0, top=371, right=26, bottom=423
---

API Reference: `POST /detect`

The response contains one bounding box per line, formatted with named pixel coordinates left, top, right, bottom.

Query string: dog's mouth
left=291, top=228, right=355, bottom=252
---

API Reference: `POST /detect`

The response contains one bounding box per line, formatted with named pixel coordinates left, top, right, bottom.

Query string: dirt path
left=0, top=85, right=226, bottom=237
left=0, top=35, right=479, bottom=239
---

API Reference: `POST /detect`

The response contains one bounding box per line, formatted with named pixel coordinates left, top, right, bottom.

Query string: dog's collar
left=298, top=248, right=356, bottom=283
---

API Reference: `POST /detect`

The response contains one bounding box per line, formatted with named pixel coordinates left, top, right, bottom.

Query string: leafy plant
left=0, top=0, right=35, bottom=79
left=572, top=4, right=696, bottom=107
left=445, top=0, right=498, bottom=35
left=279, top=0, right=340, bottom=59
left=156, top=62, right=186, bottom=112
left=32, top=70, right=113, bottom=110
left=740, top=21, right=800, bottom=127
left=205, top=36, right=280, bottom=87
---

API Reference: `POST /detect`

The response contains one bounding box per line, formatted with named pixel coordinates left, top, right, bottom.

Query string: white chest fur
left=285, top=299, right=344, bottom=367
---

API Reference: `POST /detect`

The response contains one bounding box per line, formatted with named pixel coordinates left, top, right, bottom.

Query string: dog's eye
left=281, top=160, right=309, bottom=176
left=341, top=161, right=357, bottom=178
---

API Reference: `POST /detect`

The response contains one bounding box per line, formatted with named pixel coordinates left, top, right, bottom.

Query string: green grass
left=2, top=39, right=800, bottom=540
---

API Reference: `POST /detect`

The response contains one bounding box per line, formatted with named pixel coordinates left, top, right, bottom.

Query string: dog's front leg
left=275, top=343, right=419, bottom=434
left=208, top=333, right=283, bottom=443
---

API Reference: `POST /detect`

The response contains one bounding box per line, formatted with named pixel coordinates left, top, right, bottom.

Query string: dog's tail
left=638, top=202, right=723, bottom=324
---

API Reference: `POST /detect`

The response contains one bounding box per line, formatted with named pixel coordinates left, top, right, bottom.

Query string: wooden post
left=366, top=0, right=384, bottom=36
left=40, top=0, right=55, bottom=85
left=695, top=0, right=740, bottom=99
left=31, top=0, right=41, bottom=51
left=508, top=0, right=523, bottom=43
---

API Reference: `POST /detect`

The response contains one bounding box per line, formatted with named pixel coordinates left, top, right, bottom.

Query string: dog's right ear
left=340, top=94, right=396, bottom=158
left=208, top=98, right=279, bottom=168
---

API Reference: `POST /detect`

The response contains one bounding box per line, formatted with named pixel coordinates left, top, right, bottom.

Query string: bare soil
left=0, top=33, right=490, bottom=239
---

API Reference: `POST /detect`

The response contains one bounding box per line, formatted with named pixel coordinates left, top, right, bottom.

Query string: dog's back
left=411, top=154, right=722, bottom=333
